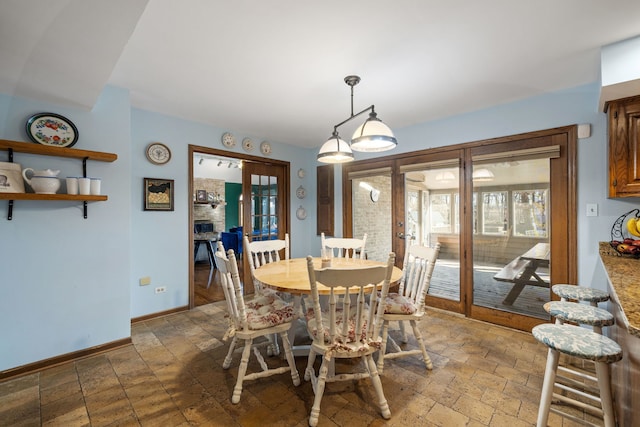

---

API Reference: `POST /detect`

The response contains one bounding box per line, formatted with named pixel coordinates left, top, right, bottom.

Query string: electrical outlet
left=140, top=276, right=151, bottom=286
left=155, top=286, right=166, bottom=294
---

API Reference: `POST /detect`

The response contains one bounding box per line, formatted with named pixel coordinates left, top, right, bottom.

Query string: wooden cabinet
left=606, top=95, right=640, bottom=197
left=608, top=295, right=640, bottom=427
left=0, top=139, right=117, bottom=219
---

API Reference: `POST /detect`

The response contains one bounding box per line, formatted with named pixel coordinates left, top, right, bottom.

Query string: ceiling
left=1, top=0, right=639, bottom=149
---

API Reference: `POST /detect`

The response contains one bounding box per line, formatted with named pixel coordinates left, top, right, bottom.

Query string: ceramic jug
left=22, top=168, right=61, bottom=194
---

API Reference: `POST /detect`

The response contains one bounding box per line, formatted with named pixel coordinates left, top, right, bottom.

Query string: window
left=513, top=189, right=548, bottom=237
left=481, top=191, right=508, bottom=235
left=430, top=193, right=452, bottom=233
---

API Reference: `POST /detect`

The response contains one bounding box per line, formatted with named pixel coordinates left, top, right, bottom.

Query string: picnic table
left=493, top=242, right=550, bottom=305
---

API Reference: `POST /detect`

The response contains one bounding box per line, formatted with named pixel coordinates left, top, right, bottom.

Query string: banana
left=628, top=217, right=640, bottom=237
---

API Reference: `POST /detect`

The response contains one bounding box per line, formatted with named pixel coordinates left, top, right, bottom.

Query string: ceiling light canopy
left=435, top=171, right=456, bottom=181
left=472, top=168, right=495, bottom=182
left=317, top=75, right=397, bottom=164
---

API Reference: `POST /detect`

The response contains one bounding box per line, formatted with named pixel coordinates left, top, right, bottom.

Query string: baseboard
left=0, top=337, right=132, bottom=382
left=1, top=306, right=191, bottom=383
left=131, top=305, right=189, bottom=324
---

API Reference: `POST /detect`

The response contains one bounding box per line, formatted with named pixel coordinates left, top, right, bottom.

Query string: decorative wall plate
left=296, top=205, right=307, bottom=220
left=297, top=168, right=306, bottom=179
left=242, top=137, right=254, bottom=152
left=260, top=141, right=272, bottom=155
left=296, top=185, right=306, bottom=199
left=26, top=112, right=79, bottom=147
left=145, top=142, right=172, bottom=165
left=221, top=132, right=236, bottom=148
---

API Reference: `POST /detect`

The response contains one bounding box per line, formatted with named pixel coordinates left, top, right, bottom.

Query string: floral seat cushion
left=382, top=292, right=417, bottom=314
left=244, top=293, right=295, bottom=330
left=305, top=306, right=370, bottom=344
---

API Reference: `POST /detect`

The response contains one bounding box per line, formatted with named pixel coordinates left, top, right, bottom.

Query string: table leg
left=502, top=263, right=538, bottom=305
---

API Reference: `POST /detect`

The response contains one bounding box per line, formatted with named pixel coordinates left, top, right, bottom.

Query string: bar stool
left=532, top=323, right=622, bottom=427
left=544, top=300, right=614, bottom=334
left=552, top=284, right=609, bottom=307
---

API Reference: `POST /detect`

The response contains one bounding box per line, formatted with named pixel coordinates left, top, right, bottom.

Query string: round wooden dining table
left=252, top=257, right=403, bottom=295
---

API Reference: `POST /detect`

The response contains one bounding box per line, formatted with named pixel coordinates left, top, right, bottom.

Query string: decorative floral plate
left=26, top=113, right=78, bottom=148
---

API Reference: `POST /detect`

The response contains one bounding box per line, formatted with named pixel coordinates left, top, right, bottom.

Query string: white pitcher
left=22, top=168, right=61, bottom=194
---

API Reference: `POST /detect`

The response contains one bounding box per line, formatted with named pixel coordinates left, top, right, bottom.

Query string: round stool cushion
left=552, top=284, right=609, bottom=303
left=544, top=301, right=614, bottom=327
left=532, top=324, right=622, bottom=363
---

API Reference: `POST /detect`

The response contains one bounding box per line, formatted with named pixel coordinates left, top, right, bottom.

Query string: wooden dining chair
left=244, top=233, right=290, bottom=294
left=377, top=242, right=440, bottom=375
left=215, top=248, right=300, bottom=404
left=320, top=232, right=367, bottom=259
left=304, top=252, right=396, bottom=426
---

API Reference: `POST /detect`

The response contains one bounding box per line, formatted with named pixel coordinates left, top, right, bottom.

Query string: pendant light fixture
left=317, top=75, right=397, bottom=163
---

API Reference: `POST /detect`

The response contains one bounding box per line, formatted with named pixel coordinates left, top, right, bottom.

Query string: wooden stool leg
left=595, top=361, right=616, bottom=427
left=537, top=347, right=560, bottom=427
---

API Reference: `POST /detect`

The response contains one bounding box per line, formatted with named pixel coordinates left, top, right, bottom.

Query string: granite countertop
left=599, top=241, right=640, bottom=338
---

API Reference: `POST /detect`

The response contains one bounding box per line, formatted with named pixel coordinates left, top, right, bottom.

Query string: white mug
left=78, top=177, right=91, bottom=195
left=90, top=178, right=101, bottom=195
left=66, top=177, right=78, bottom=195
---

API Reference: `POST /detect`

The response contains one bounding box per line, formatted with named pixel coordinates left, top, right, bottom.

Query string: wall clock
left=260, top=141, right=272, bottom=155
left=242, top=137, right=254, bottom=152
left=296, top=185, right=307, bottom=199
left=297, top=168, right=306, bottom=179
left=221, top=132, right=236, bottom=148
left=370, top=188, right=380, bottom=202
left=145, top=142, right=171, bottom=165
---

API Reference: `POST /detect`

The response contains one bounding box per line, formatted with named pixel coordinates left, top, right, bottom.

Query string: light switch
left=586, top=204, right=598, bottom=217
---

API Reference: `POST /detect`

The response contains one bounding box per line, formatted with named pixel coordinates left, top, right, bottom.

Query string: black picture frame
left=144, top=178, right=174, bottom=211
left=196, top=189, right=207, bottom=202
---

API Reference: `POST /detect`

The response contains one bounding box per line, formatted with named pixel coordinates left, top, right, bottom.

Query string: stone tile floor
left=0, top=302, right=601, bottom=426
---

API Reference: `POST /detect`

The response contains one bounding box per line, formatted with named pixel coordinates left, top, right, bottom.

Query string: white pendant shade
left=317, top=134, right=354, bottom=164
left=350, top=115, right=397, bottom=152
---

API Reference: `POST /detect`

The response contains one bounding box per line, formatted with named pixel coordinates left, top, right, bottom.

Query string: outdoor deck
left=428, top=259, right=550, bottom=319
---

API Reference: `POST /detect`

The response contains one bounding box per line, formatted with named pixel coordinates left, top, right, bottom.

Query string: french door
left=188, top=145, right=289, bottom=307
left=343, top=126, right=577, bottom=331
left=241, top=161, right=289, bottom=294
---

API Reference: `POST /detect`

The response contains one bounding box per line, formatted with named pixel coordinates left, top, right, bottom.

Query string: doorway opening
left=188, top=145, right=290, bottom=309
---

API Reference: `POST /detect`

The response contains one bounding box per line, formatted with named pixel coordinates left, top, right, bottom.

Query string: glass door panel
left=471, top=159, right=550, bottom=319
left=242, top=161, right=288, bottom=294
left=351, top=175, right=392, bottom=262
left=405, top=167, right=461, bottom=302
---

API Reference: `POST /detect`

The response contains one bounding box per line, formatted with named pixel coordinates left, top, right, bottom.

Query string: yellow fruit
left=627, top=218, right=640, bottom=237
left=635, top=218, right=640, bottom=237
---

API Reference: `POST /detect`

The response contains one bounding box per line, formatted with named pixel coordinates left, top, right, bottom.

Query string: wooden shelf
left=0, top=139, right=117, bottom=219
left=0, top=139, right=117, bottom=162
left=0, top=193, right=107, bottom=202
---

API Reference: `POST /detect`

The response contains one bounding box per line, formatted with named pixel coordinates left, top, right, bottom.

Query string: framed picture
left=196, top=189, right=207, bottom=202
left=144, top=178, right=174, bottom=211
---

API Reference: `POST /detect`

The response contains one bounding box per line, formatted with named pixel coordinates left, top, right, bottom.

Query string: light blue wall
left=0, top=86, right=132, bottom=371
left=1, top=81, right=639, bottom=372
left=129, top=109, right=317, bottom=317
